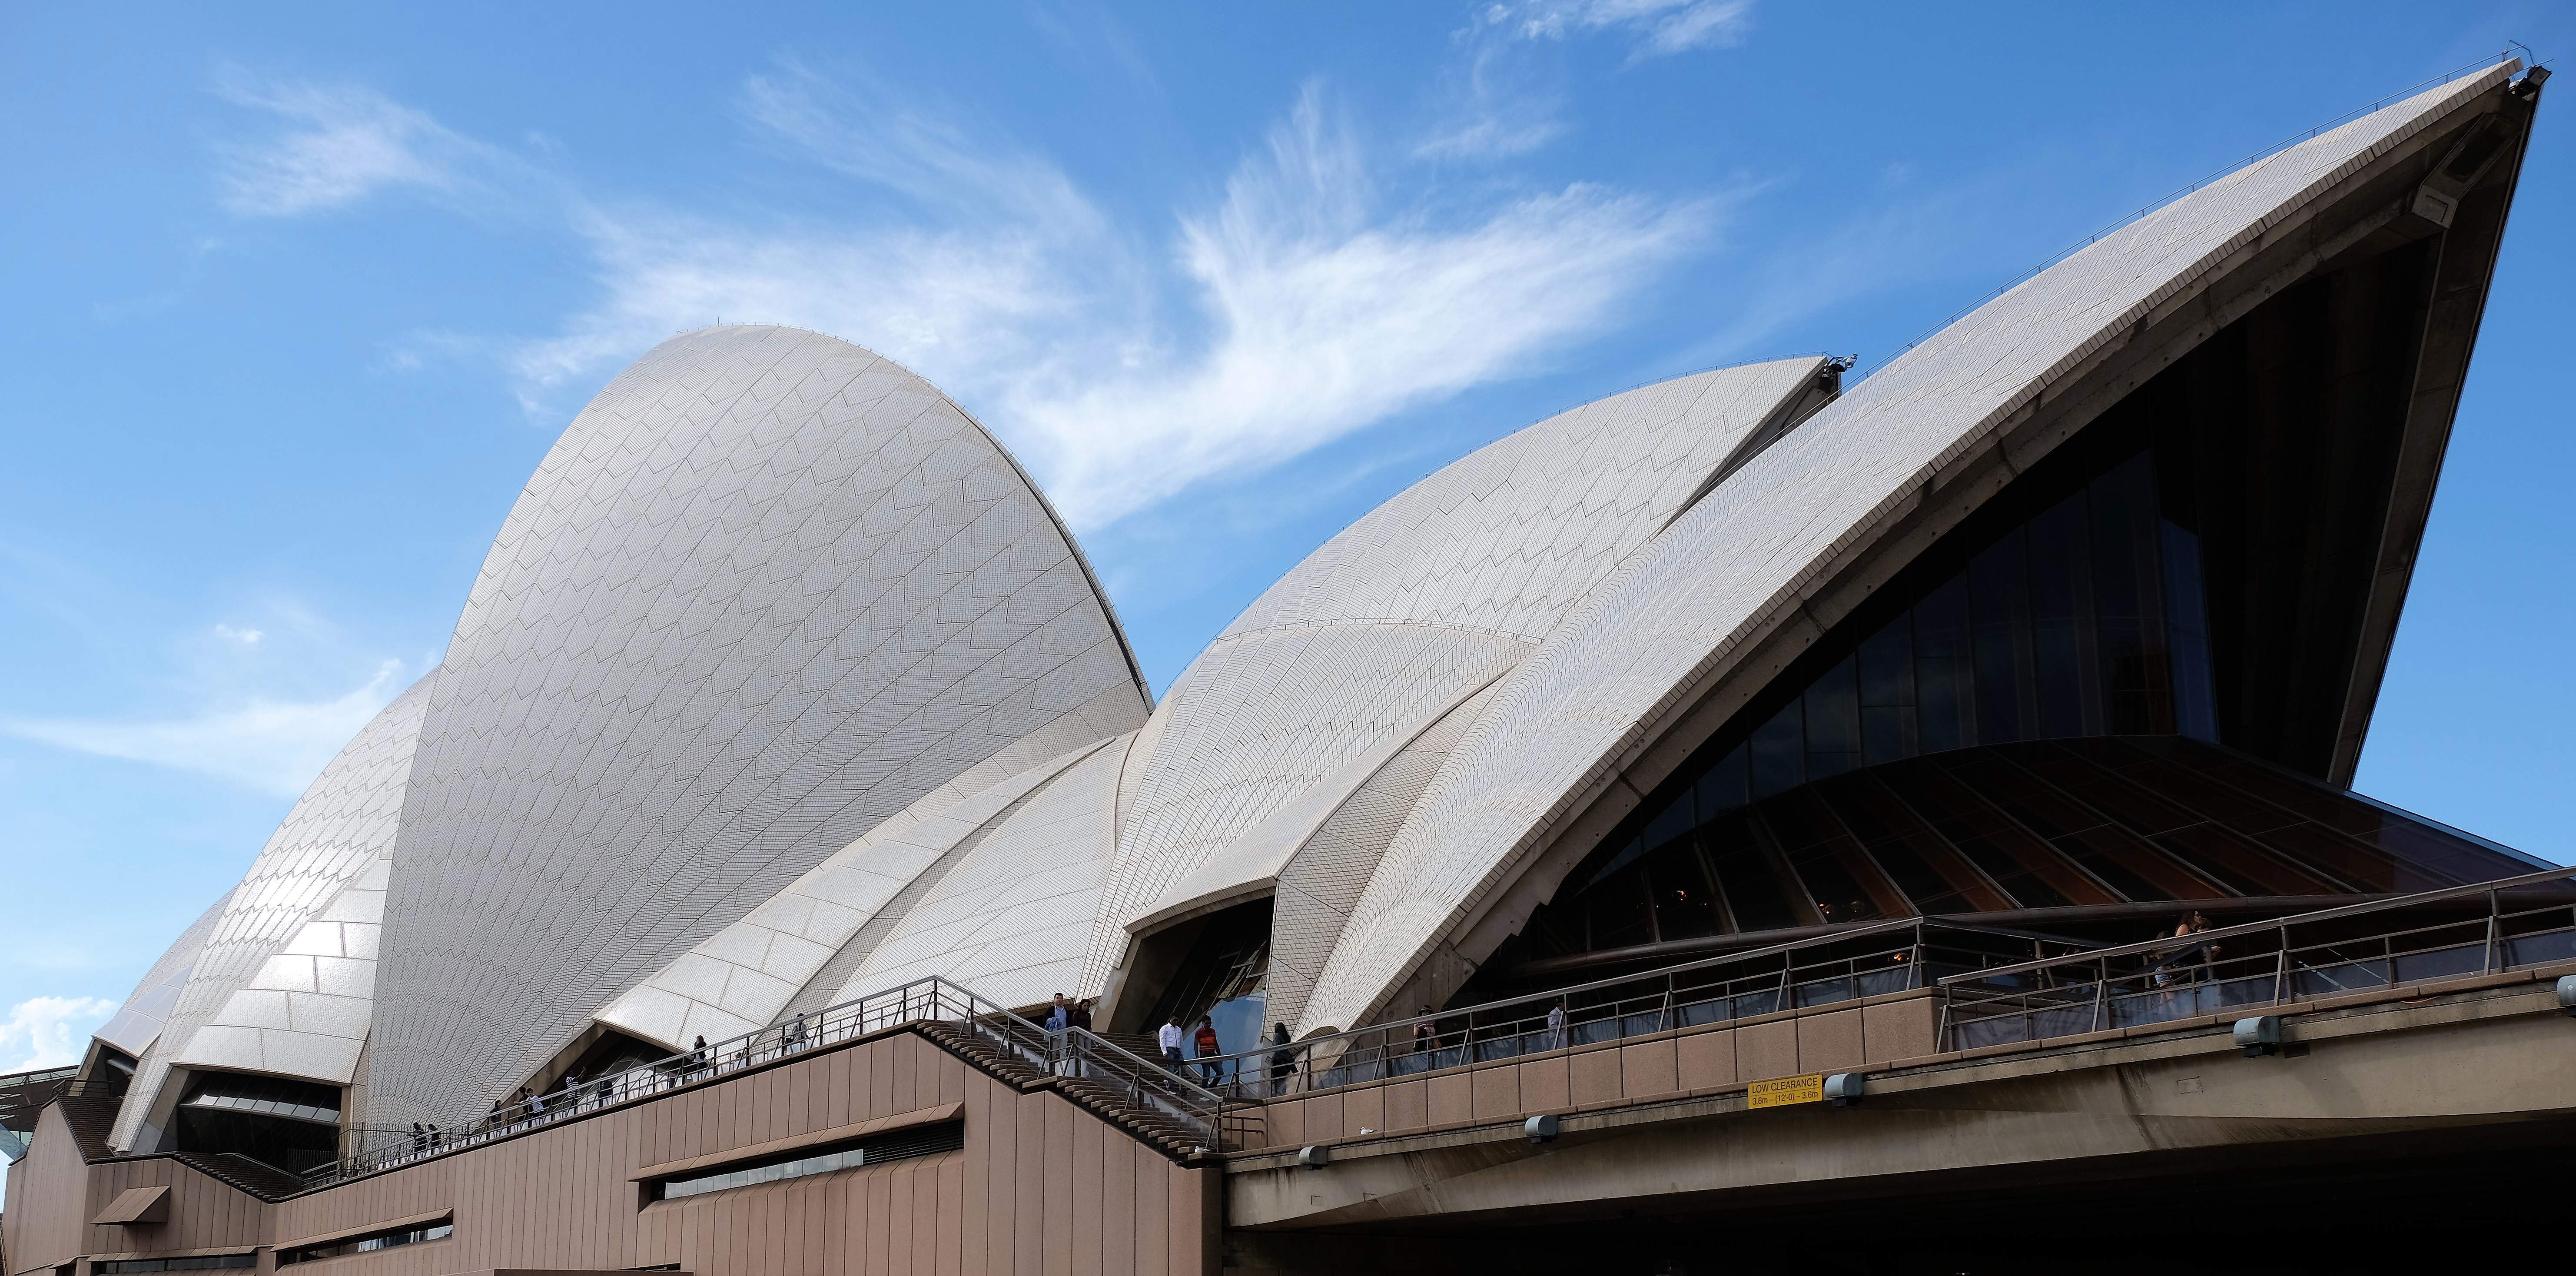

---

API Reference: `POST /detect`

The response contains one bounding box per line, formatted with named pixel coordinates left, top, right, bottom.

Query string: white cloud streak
left=213, top=73, right=524, bottom=217
left=0, top=996, right=117, bottom=1071
left=508, top=76, right=1714, bottom=528
left=1506, top=0, right=1756, bottom=57
left=217, top=58, right=1722, bottom=528
left=4, top=661, right=402, bottom=797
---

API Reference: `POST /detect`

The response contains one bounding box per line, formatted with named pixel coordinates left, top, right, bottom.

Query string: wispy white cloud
left=1420, top=0, right=1752, bottom=162
left=0, top=996, right=116, bottom=1070
left=1018, top=90, right=1709, bottom=523
left=3, top=661, right=402, bottom=796
left=219, top=58, right=1722, bottom=529
left=213, top=72, right=528, bottom=217
left=1504, top=0, right=1756, bottom=58
left=512, top=77, right=1713, bottom=528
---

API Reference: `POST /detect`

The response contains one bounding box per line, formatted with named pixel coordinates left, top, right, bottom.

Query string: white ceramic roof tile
left=1263, top=677, right=1500, bottom=1033
left=1080, top=358, right=1825, bottom=994
left=839, top=733, right=1130, bottom=1010
left=110, top=673, right=434, bottom=1150
left=91, top=890, right=233, bottom=1060
left=365, top=327, right=1151, bottom=1125
left=1298, top=68, right=2512, bottom=1033
left=590, top=734, right=1117, bottom=1048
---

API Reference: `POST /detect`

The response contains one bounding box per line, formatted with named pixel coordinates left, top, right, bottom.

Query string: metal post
left=2485, top=889, right=2501, bottom=973
left=2091, top=957, right=2108, bottom=1033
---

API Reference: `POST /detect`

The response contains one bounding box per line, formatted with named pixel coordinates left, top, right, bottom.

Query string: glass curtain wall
left=1524, top=417, right=2248, bottom=962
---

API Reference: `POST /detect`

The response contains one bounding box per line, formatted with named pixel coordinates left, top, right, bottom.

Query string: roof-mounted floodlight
left=1825, top=1073, right=1866, bottom=1107
left=2555, top=974, right=2576, bottom=1017
left=1525, top=1113, right=1560, bottom=1144
left=2234, top=1017, right=2282, bottom=1058
left=1297, top=1144, right=1331, bottom=1170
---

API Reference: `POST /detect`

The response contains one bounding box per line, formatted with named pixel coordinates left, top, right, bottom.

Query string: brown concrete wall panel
left=1619, top=1040, right=1680, bottom=1100
left=1343, top=1086, right=1384, bottom=1140
left=1305, top=1093, right=1343, bottom=1143
left=1568, top=1047, right=1621, bottom=1107
left=1043, top=1096, right=1075, bottom=1276
left=1862, top=995, right=1939, bottom=1063
left=17, top=1030, right=1211, bottom=1276
left=1676, top=1026, right=1737, bottom=1091
left=1518, top=1054, right=1571, bottom=1114
left=1427, top=1073, right=1472, bottom=1126
left=1470, top=1063, right=1521, bottom=1120
left=1268, top=1097, right=1305, bottom=1147
left=1384, top=1080, right=1427, bottom=1135
left=1797, top=1008, right=1866, bottom=1074
left=1134, top=1142, right=1170, bottom=1276
left=1736, top=1019, right=1799, bottom=1082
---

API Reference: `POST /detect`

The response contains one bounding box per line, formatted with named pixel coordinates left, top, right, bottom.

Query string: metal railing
left=1053, top=1027, right=1229, bottom=1152
left=1189, top=919, right=2078, bottom=1100
left=309, top=976, right=1087, bottom=1186
left=1937, top=865, right=2576, bottom=1050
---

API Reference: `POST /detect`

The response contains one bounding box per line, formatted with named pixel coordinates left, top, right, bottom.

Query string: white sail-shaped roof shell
left=364, top=327, right=1150, bottom=1126
left=109, top=672, right=435, bottom=1150
left=1298, top=65, right=2518, bottom=1034
left=1081, top=358, right=1829, bottom=996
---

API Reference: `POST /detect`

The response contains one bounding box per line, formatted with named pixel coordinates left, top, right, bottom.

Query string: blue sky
left=0, top=2, right=2568, bottom=1080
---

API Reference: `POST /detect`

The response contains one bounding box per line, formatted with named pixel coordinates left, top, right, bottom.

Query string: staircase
left=913, top=1020, right=1225, bottom=1160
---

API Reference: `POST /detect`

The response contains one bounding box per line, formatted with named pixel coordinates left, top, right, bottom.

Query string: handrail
left=1936, top=865, right=2576, bottom=986
left=1186, top=917, right=2072, bottom=1094
left=1936, top=867, right=2576, bottom=1052
left=1054, top=1027, right=1228, bottom=1150
left=308, top=975, right=1060, bottom=1186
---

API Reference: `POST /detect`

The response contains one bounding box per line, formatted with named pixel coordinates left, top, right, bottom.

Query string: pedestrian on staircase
left=1193, top=1016, right=1223, bottom=1086
left=1159, top=1014, right=1186, bottom=1071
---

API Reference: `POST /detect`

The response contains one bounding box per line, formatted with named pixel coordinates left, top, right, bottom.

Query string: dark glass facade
left=1693, top=423, right=2220, bottom=815
left=1525, top=736, right=2543, bottom=964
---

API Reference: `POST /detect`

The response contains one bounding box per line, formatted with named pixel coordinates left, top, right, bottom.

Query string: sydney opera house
left=3, top=58, right=2563, bottom=1276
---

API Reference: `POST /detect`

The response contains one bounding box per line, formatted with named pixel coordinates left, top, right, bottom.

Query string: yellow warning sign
left=1746, top=1073, right=1825, bottom=1109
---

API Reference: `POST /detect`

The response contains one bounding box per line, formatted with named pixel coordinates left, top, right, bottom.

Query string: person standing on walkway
left=1268, top=1023, right=1296, bottom=1097
left=1193, top=1015, right=1223, bottom=1085
left=1546, top=1000, right=1568, bottom=1052
left=1046, top=993, right=1069, bottom=1033
left=1159, top=1014, right=1186, bottom=1071
left=1069, top=998, right=1094, bottom=1032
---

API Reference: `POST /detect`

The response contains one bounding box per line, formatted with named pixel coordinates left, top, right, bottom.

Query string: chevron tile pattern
left=1080, top=358, right=1826, bottom=996
left=364, top=327, right=1150, bottom=1126
left=1300, top=66, right=2515, bottom=1033
left=110, top=673, right=435, bottom=1150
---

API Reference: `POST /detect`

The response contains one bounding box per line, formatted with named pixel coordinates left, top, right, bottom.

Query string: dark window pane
left=1587, top=862, right=1656, bottom=950
left=2159, top=520, right=2218, bottom=742
left=1971, top=529, right=2031, bottom=744
left=1583, top=836, right=1647, bottom=889
left=1858, top=615, right=1914, bottom=707
left=1832, top=791, right=1964, bottom=910
left=1751, top=700, right=1803, bottom=798
left=1806, top=656, right=1860, bottom=755
left=1862, top=706, right=1917, bottom=767
left=2027, top=491, right=2095, bottom=737
left=1642, top=794, right=1693, bottom=854
left=2090, top=451, right=2173, bottom=734
left=1707, top=844, right=1799, bottom=933
left=1787, top=845, right=1882, bottom=925
left=1914, top=576, right=1971, bottom=751
left=1696, top=744, right=1749, bottom=817
left=1647, top=851, right=1722, bottom=942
